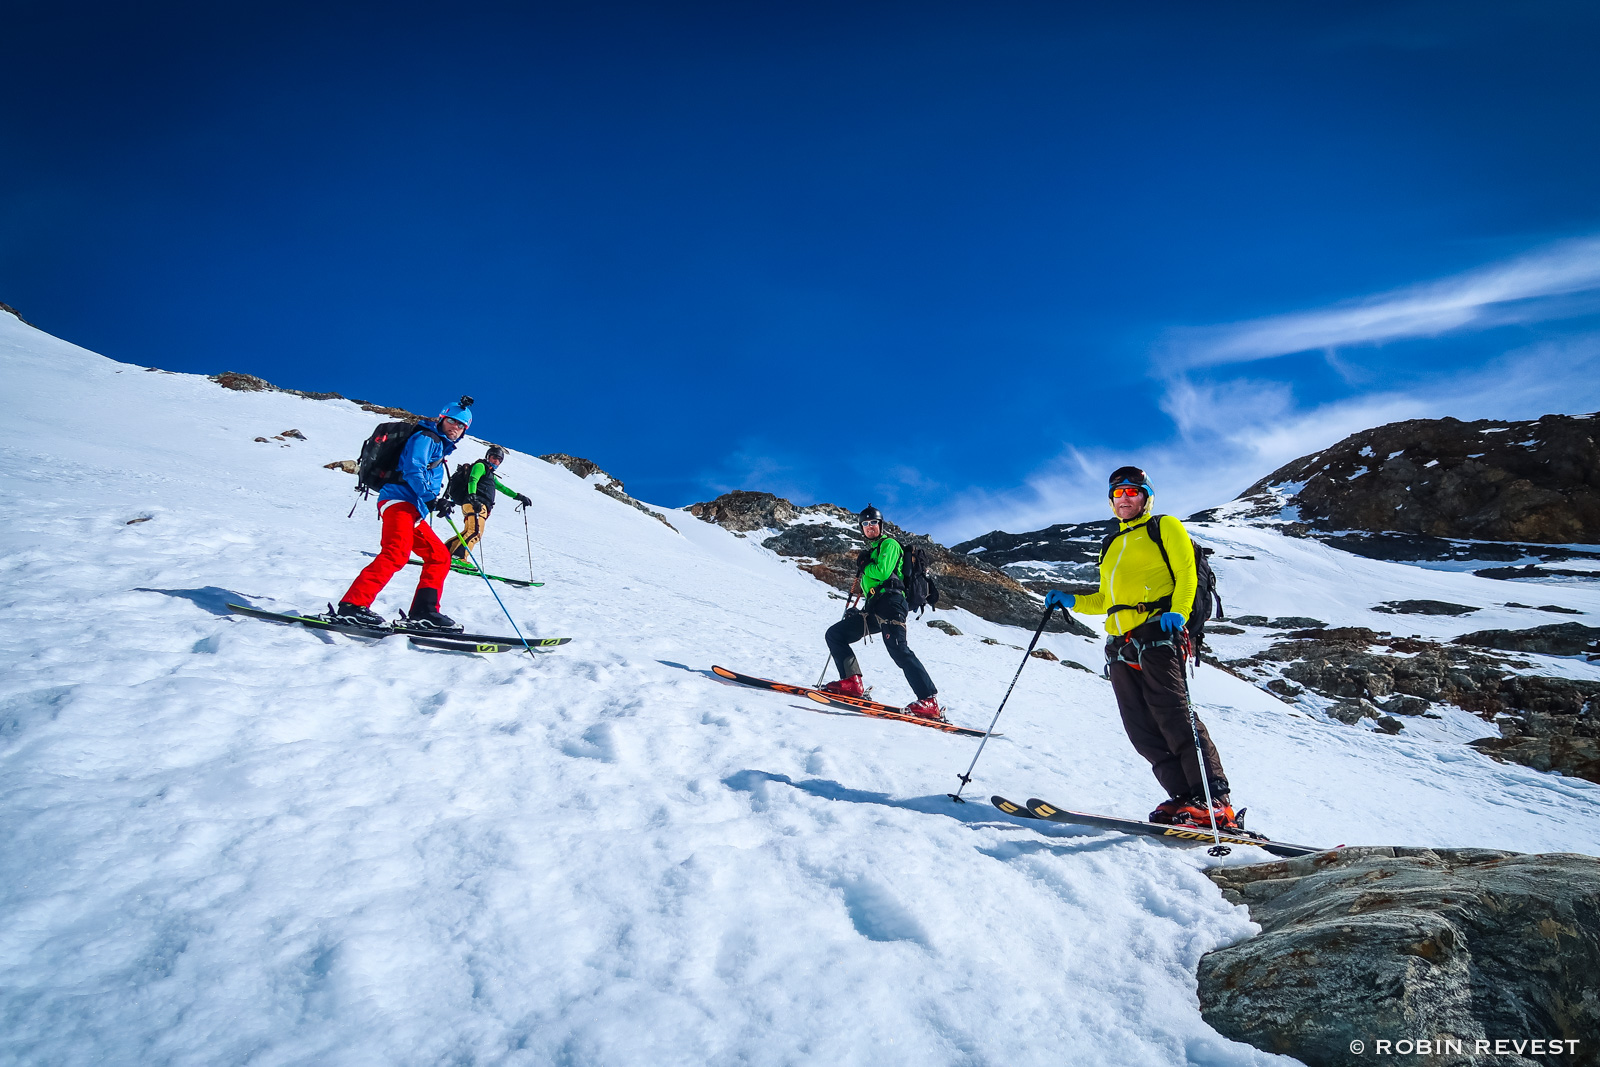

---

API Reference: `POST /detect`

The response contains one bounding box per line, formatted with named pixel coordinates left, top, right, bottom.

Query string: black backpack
left=900, top=543, right=941, bottom=615
left=355, top=420, right=444, bottom=497
left=1098, top=514, right=1224, bottom=646
left=446, top=462, right=475, bottom=505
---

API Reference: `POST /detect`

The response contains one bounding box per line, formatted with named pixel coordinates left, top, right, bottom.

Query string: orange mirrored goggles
left=1110, top=485, right=1146, bottom=499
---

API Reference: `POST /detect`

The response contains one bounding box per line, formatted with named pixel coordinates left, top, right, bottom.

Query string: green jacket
left=860, top=535, right=904, bottom=598
left=465, top=461, right=519, bottom=507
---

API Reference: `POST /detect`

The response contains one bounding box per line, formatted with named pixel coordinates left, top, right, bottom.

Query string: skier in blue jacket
left=336, top=398, right=471, bottom=630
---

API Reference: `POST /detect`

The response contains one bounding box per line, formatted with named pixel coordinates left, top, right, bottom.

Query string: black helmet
left=1108, top=466, right=1152, bottom=497
left=858, top=504, right=883, bottom=527
left=486, top=444, right=507, bottom=463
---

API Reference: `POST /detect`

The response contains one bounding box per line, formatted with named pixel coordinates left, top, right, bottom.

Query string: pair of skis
left=226, top=603, right=570, bottom=654
left=711, top=666, right=989, bottom=737
left=990, top=796, right=1326, bottom=858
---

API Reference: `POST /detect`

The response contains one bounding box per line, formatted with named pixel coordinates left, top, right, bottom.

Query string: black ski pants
left=826, top=591, right=937, bottom=701
left=1106, top=625, right=1230, bottom=801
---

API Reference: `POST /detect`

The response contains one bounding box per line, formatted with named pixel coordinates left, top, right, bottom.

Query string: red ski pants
left=342, top=500, right=452, bottom=608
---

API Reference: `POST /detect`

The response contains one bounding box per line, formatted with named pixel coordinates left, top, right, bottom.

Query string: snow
left=4, top=313, right=1600, bottom=1066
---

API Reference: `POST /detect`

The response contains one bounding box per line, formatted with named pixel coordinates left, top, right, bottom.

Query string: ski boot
left=1147, top=795, right=1191, bottom=825
left=332, top=601, right=387, bottom=628
left=397, top=588, right=463, bottom=634
left=1170, top=795, right=1240, bottom=832
left=903, top=695, right=947, bottom=721
left=820, top=674, right=866, bottom=698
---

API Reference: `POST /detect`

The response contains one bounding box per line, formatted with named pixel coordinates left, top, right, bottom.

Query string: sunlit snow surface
left=3, top=313, right=1598, bottom=1066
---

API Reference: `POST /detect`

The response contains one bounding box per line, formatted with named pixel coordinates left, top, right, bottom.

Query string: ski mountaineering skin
left=1044, top=467, right=1239, bottom=834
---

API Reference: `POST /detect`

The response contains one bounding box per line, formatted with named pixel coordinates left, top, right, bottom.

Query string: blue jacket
left=377, top=419, right=457, bottom=514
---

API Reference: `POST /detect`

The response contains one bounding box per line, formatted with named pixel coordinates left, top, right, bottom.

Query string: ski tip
left=711, top=665, right=737, bottom=680
left=990, top=796, right=1037, bottom=818
left=1024, top=798, right=1059, bottom=818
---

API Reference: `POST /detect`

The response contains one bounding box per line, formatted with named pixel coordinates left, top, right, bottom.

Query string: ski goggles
left=1110, top=485, right=1146, bottom=498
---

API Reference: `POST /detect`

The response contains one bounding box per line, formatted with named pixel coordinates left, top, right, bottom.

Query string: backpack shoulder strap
left=1144, top=514, right=1174, bottom=580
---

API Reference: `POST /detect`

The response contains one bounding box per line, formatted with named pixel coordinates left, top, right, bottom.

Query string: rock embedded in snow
left=539, top=452, right=678, bottom=532
left=1373, top=599, right=1480, bottom=616
left=1452, top=623, right=1600, bottom=658
left=1197, top=847, right=1600, bottom=1067
left=926, top=619, right=962, bottom=636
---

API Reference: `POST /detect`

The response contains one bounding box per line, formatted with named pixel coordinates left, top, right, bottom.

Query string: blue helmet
left=439, top=395, right=474, bottom=429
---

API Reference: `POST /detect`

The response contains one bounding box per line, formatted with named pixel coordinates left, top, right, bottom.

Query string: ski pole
left=522, top=503, right=534, bottom=583
left=1180, top=630, right=1230, bottom=856
left=443, top=513, right=539, bottom=658
left=816, top=591, right=861, bottom=687
left=949, top=603, right=1058, bottom=803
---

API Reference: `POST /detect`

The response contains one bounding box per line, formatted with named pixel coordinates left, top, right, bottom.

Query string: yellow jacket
left=1072, top=512, right=1198, bottom=636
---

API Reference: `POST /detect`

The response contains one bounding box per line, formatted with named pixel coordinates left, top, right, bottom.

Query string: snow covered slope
left=3, top=313, right=1598, bottom=1066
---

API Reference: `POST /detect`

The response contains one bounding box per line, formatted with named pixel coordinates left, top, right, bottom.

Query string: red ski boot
left=903, top=695, right=947, bottom=721
left=1171, top=795, right=1239, bottom=832
left=820, top=674, right=865, bottom=698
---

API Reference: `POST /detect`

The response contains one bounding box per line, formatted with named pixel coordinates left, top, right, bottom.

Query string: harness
left=1105, top=624, right=1192, bottom=673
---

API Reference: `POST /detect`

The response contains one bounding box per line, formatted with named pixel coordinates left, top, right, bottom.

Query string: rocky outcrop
left=1225, top=412, right=1600, bottom=544
left=1453, top=624, right=1600, bottom=658
left=1220, top=626, right=1600, bottom=783
left=540, top=454, right=677, bottom=532
left=208, top=371, right=418, bottom=419
left=686, top=491, right=1095, bottom=635
left=1198, top=846, right=1600, bottom=1067
left=0, top=300, right=33, bottom=326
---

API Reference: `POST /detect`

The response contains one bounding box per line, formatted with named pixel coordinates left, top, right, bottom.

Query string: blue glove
left=1159, top=611, right=1186, bottom=633
left=1044, top=590, right=1075, bottom=611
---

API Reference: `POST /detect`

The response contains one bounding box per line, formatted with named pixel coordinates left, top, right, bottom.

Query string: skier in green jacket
left=443, top=445, right=531, bottom=563
left=821, top=505, right=944, bottom=720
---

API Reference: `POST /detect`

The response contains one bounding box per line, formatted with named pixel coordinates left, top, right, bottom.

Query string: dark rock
left=1229, top=411, right=1600, bottom=544
left=1234, top=615, right=1270, bottom=626
left=1374, top=600, right=1480, bottom=616
left=1265, top=679, right=1303, bottom=700
left=1029, top=648, right=1058, bottom=661
left=540, top=454, right=678, bottom=532
left=1061, top=660, right=1095, bottom=673
left=1326, top=698, right=1382, bottom=725
left=206, top=371, right=418, bottom=418
left=1198, top=847, right=1600, bottom=1067
left=1510, top=603, right=1584, bottom=615
left=1381, top=694, right=1432, bottom=717
left=1474, top=564, right=1600, bottom=581
left=1373, top=714, right=1404, bottom=734
left=927, top=619, right=962, bottom=636
left=324, top=460, right=358, bottom=475
left=253, top=436, right=268, bottom=443
left=951, top=519, right=1118, bottom=567
left=0, top=300, right=35, bottom=326
left=1468, top=735, right=1600, bottom=781
left=1270, top=616, right=1326, bottom=629
left=1453, top=624, right=1600, bottom=658
left=1206, top=624, right=1246, bottom=635
left=280, top=429, right=307, bottom=441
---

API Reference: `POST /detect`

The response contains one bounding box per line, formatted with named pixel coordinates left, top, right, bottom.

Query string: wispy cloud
left=1165, top=235, right=1600, bottom=369
left=925, top=237, right=1600, bottom=544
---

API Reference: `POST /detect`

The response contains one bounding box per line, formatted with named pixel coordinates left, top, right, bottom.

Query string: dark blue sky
left=7, top=1, right=1600, bottom=537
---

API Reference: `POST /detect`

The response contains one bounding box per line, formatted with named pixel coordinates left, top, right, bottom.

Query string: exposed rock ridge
left=209, top=371, right=419, bottom=420
left=1224, top=412, right=1600, bottom=544
left=0, top=300, right=34, bottom=327
left=540, top=454, right=678, bottom=532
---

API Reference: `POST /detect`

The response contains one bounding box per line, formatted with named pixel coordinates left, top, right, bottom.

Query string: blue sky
left=6, top=1, right=1600, bottom=540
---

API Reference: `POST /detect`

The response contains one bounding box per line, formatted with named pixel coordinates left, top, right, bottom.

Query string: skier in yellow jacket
left=1044, top=466, right=1237, bottom=829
